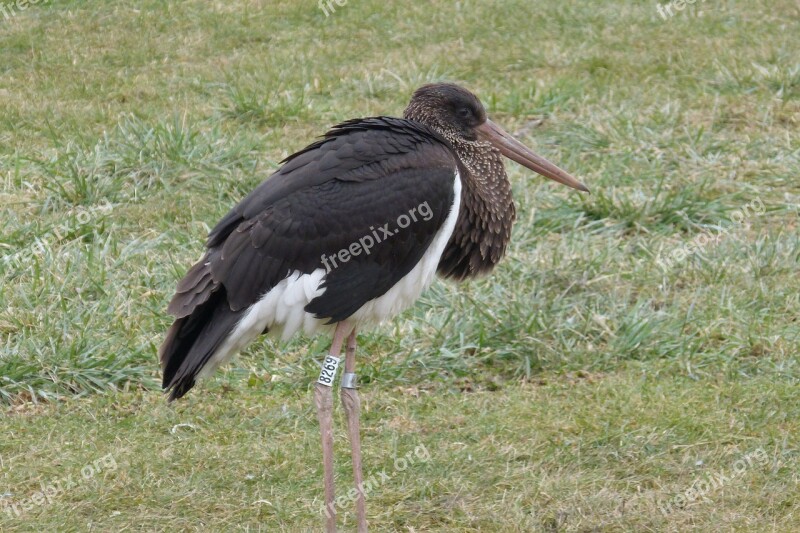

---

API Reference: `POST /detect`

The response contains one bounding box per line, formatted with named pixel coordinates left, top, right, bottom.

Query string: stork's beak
left=476, top=119, right=589, bottom=192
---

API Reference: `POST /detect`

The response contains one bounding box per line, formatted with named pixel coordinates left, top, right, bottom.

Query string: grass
left=1, top=0, right=799, bottom=530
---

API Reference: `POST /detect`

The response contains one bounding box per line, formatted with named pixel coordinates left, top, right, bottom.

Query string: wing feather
left=161, top=117, right=459, bottom=398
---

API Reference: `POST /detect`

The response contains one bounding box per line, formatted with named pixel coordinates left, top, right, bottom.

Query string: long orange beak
left=476, top=119, right=589, bottom=192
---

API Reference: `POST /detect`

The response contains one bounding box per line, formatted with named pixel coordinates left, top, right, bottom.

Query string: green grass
left=1, top=0, right=799, bottom=530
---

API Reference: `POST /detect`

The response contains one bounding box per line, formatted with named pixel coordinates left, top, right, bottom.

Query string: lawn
left=1, top=0, right=799, bottom=531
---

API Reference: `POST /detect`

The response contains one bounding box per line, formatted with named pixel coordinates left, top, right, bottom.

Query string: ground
left=1, top=0, right=799, bottom=531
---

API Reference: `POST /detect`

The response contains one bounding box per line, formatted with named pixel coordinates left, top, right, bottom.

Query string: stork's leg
left=315, top=322, right=350, bottom=532
left=341, top=329, right=368, bottom=532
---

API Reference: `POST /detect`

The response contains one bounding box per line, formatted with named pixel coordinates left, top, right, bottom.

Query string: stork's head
left=404, top=83, right=588, bottom=192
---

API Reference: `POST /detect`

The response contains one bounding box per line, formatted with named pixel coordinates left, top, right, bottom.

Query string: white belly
left=197, top=172, right=462, bottom=379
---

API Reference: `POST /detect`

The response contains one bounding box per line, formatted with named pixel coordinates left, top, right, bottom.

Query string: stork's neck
left=448, top=136, right=513, bottom=212
left=430, top=126, right=517, bottom=281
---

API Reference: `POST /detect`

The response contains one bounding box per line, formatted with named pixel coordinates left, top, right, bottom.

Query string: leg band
left=340, top=372, right=358, bottom=389
left=317, top=355, right=341, bottom=387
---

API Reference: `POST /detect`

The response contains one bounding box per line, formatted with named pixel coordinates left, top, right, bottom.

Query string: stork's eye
left=457, top=107, right=472, bottom=119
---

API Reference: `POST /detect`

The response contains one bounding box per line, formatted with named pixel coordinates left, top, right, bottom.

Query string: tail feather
left=161, top=261, right=244, bottom=400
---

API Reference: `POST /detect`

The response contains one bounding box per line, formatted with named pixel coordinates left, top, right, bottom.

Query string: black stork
left=160, top=83, right=588, bottom=531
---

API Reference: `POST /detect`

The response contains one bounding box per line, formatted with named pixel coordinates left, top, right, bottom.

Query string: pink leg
left=315, top=322, right=350, bottom=532
left=340, top=329, right=367, bottom=532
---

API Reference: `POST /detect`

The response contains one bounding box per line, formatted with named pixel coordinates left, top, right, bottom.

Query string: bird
left=159, top=82, right=588, bottom=532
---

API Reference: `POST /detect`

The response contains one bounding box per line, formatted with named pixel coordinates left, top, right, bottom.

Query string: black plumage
left=161, top=118, right=459, bottom=400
